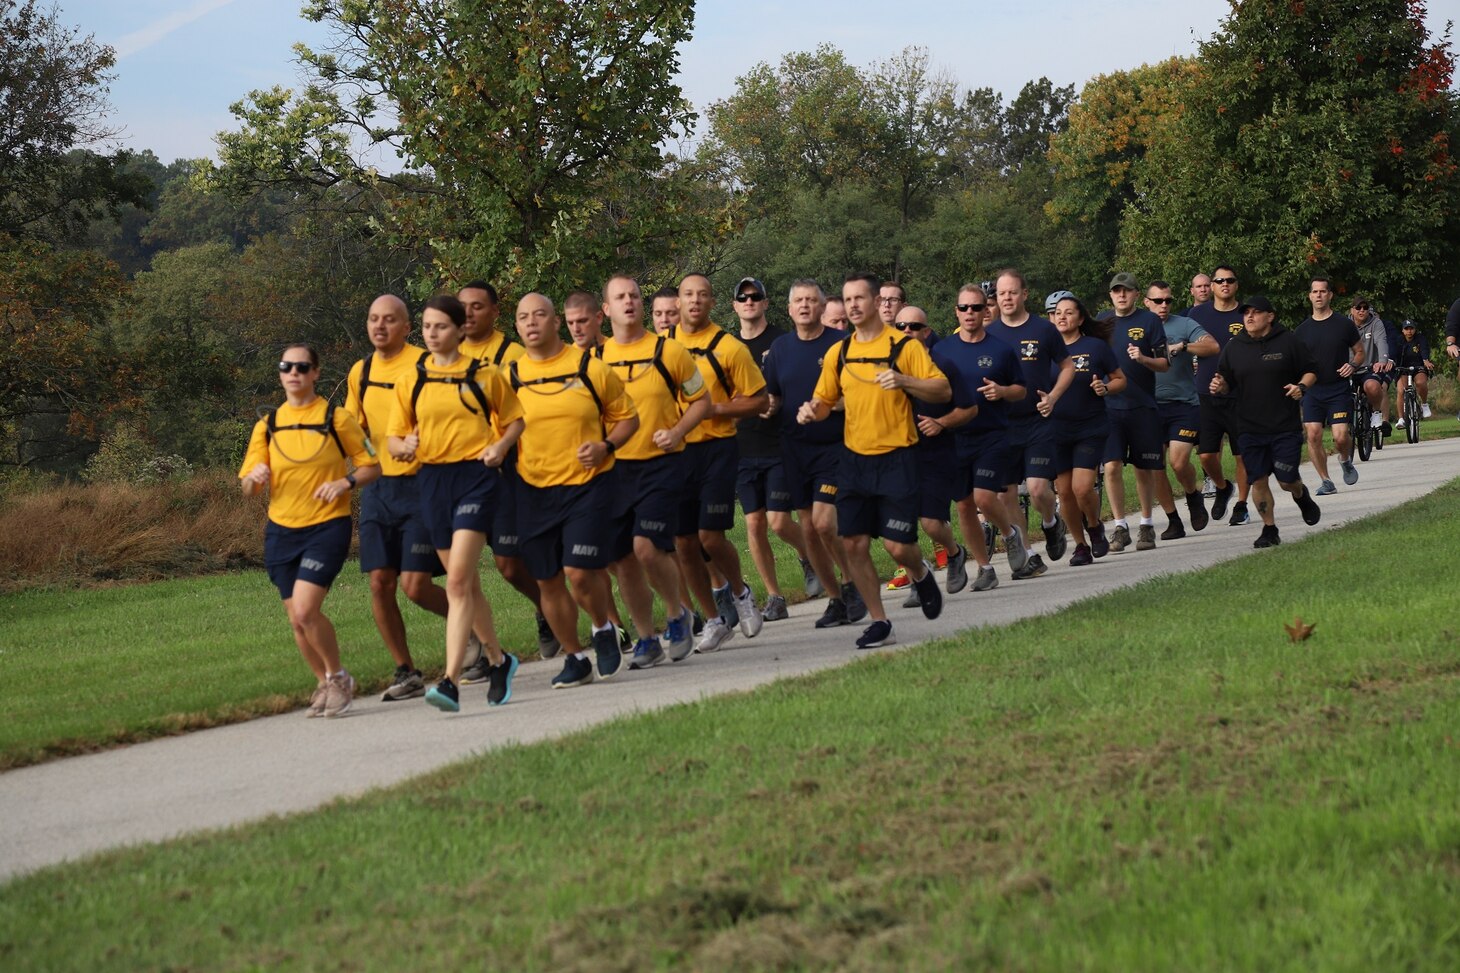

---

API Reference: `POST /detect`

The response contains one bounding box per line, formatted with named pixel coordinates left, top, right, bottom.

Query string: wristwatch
left=345, top=472, right=357, bottom=489
left=603, top=440, right=616, bottom=454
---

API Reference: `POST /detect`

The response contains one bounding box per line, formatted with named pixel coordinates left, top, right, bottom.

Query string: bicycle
left=1351, top=377, right=1376, bottom=462
left=1397, top=364, right=1427, bottom=444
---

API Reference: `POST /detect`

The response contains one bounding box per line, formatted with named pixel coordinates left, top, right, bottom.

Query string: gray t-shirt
left=1154, top=314, right=1210, bottom=406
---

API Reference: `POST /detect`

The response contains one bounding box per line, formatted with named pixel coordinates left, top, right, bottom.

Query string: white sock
left=591, top=621, right=613, bottom=635
left=1112, top=519, right=1128, bottom=531
left=1140, top=517, right=1154, bottom=527
left=1042, top=517, right=1058, bottom=529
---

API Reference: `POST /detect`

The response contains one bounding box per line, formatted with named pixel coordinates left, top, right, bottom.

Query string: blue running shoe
left=592, top=626, right=622, bottom=681
left=425, top=678, right=460, bottom=713
left=551, top=654, right=594, bottom=689
left=486, top=653, right=518, bottom=706
left=629, top=637, right=665, bottom=670
left=712, top=584, right=739, bottom=628
left=665, top=609, right=694, bottom=662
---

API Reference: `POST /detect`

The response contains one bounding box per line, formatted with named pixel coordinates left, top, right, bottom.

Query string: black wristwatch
left=603, top=440, right=616, bottom=454
left=345, top=472, right=357, bottom=489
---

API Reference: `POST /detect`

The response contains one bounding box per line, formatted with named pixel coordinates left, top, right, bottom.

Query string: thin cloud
left=113, top=0, right=241, bottom=59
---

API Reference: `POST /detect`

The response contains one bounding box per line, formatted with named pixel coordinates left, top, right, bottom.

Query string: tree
left=207, top=0, right=697, bottom=298
left=1117, top=0, right=1460, bottom=320
left=0, top=0, right=150, bottom=241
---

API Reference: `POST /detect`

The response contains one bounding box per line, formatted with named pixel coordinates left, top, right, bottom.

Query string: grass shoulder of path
left=2, top=483, right=1459, bottom=970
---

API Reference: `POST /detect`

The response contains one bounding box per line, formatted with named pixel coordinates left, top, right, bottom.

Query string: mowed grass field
left=2, top=481, right=1458, bottom=970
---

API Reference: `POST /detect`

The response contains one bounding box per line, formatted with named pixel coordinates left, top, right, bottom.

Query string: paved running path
left=3, top=436, right=1458, bottom=882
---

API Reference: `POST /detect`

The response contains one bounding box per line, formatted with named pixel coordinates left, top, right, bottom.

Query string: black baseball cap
left=1238, top=295, right=1274, bottom=314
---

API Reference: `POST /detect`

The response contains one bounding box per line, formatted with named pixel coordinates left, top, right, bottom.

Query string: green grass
left=3, top=482, right=1459, bottom=970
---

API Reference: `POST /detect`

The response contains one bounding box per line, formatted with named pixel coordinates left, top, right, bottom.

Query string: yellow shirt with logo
left=672, top=324, right=766, bottom=443
left=511, top=346, right=637, bottom=487
left=345, top=345, right=426, bottom=478
left=462, top=331, right=524, bottom=367
left=386, top=355, right=524, bottom=465
left=239, top=398, right=379, bottom=528
left=597, top=332, right=706, bottom=460
left=812, top=328, right=946, bottom=456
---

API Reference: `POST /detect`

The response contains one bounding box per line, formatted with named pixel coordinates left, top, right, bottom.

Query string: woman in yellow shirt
left=387, top=295, right=526, bottom=713
left=239, top=343, right=381, bottom=718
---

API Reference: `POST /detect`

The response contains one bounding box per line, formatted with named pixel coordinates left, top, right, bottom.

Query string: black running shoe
left=815, top=599, right=850, bottom=628
left=855, top=619, right=895, bottom=649
left=486, top=653, right=519, bottom=706
left=841, top=582, right=868, bottom=623
left=1296, top=487, right=1321, bottom=526
left=1209, top=480, right=1235, bottom=521
left=593, top=626, right=622, bottom=681
left=536, top=613, right=561, bottom=660
left=1253, top=524, right=1280, bottom=548
left=1185, top=490, right=1209, bottom=532
left=551, top=654, right=594, bottom=689
left=913, top=562, right=942, bottom=620
left=1228, top=500, right=1249, bottom=526
left=1043, top=519, right=1068, bottom=562
left=1090, top=524, right=1110, bottom=559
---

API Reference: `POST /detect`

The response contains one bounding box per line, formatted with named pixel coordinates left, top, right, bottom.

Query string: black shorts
left=782, top=439, right=841, bottom=510
left=265, top=516, right=352, bottom=600
left=609, top=453, right=684, bottom=560
left=1157, top=401, right=1201, bottom=446
left=678, top=437, right=738, bottom=534
left=1301, top=381, right=1353, bottom=427
left=521, top=474, right=613, bottom=580
left=1238, top=431, right=1303, bottom=484
left=490, top=449, right=524, bottom=558
left=417, top=460, right=497, bottom=550
left=1104, top=408, right=1165, bottom=470
left=357, top=475, right=443, bottom=576
left=735, top=454, right=792, bottom=514
left=1198, top=394, right=1242, bottom=455
left=954, top=430, right=1012, bottom=496
left=1053, top=414, right=1109, bottom=474
left=835, top=447, right=918, bottom=544
left=1004, top=414, right=1056, bottom=484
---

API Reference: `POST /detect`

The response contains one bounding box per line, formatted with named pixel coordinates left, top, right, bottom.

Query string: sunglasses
left=734, top=293, right=765, bottom=303
left=894, top=321, right=927, bottom=332
left=956, top=303, right=986, bottom=313
left=1147, top=297, right=1174, bottom=305
left=1212, top=276, right=1237, bottom=285
left=1353, top=304, right=1370, bottom=311
left=278, top=361, right=314, bottom=374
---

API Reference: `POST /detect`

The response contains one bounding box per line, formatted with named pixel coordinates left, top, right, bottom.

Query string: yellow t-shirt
left=510, top=345, right=637, bottom=487
left=672, top=324, right=766, bottom=443
left=238, top=398, right=379, bottom=528
left=462, top=331, right=524, bottom=367
left=597, top=332, right=707, bottom=460
left=386, top=354, right=524, bottom=465
left=345, top=345, right=426, bottom=477
left=812, top=329, right=946, bottom=455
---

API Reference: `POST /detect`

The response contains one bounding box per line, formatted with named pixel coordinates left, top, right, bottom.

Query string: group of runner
left=240, top=267, right=1442, bottom=717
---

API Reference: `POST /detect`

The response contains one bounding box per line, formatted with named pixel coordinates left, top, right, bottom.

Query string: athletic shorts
left=490, top=449, right=524, bottom=558
left=1053, top=414, right=1109, bottom=475
left=677, top=437, right=738, bottom=534
left=609, top=453, right=684, bottom=560
left=357, top=475, right=443, bottom=576
left=1238, top=431, right=1303, bottom=484
left=1301, top=381, right=1353, bottom=427
left=1357, top=368, right=1392, bottom=387
left=1157, top=401, right=1201, bottom=446
left=265, top=516, right=352, bottom=600
left=1004, top=413, right=1056, bottom=484
left=954, top=430, right=1013, bottom=496
left=735, top=454, right=792, bottom=514
left=835, top=446, right=918, bottom=544
left=1103, top=408, right=1165, bottom=470
left=1198, top=394, right=1242, bottom=455
left=522, top=473, right=613, bottom=580
left=782, top=439, right=841, bottom=510
left=417, top=460, right=497, bottom=549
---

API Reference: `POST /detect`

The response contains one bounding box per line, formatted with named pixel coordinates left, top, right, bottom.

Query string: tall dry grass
left=0, top=472, right=267, bottom=591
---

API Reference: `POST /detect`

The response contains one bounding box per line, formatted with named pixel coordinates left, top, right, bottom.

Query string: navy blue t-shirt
left=1051, top=335, right=1122, bottom=423
left=985, top=316, right=1068, bottom=419
left=763, top=328, right=845, bottom=445
left=1096, top=308, right=1166, bottom=411
left=932, top=331, right=1025, bottom=437
left=1188, top=302, right=1245, bottom=398
left=1295, top=314, right=1360, bottom=386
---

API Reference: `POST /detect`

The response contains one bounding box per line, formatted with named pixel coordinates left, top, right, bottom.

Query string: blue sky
left=62, top=0, right=1459, bottom=164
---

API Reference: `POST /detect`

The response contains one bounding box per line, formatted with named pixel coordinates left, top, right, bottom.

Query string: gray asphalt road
left=3, top=434, right=1457, bottom=882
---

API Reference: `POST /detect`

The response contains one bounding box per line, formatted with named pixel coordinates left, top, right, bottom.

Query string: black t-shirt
left=1050, top=335, right=1121, bottom=423
left=1188, top=302, right=1245, bottom=399
left=763, top=328, right=845, bottom=446
left=735, top=324, right=785, bottom=458
left=985, top=316, right=1069, bottom=419
left=1096, top=308, right=1166, bottom=411
left=1295, top=314, right=1360, bottom=387
left=1215, top=325, right=1317, bottom=435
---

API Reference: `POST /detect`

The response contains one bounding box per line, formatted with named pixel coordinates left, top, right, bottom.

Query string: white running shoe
left=1422, top=403, right=1432, bottom=419
left=1396, top=417, right=1407, bottom=428
left=733, top=586, right=763, bottom=638
left=694, top=617, right=735, bottom=653
left=1370, top=410, right=1384, bottom=429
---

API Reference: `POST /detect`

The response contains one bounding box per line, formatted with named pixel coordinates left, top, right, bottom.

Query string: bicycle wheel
left=1352, top=391, right=1372, bottom=461
left=1406, top=388, right=1421, bottom=443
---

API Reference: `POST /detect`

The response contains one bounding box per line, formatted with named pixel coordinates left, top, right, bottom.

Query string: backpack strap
left=492, top=337, right=511, bottom=366
left=509, top=352, right=607, bottom=437
left=354, top=355, right=397, bottom=435
left=412, top=353, right=492, bottom=418
left=600, top=335, right=677, bottom=399
left=684, top=328, right=732, bottom=394
left=835, top=334, right=913, bottom=388
left=264, top=402, right=347, bottom=458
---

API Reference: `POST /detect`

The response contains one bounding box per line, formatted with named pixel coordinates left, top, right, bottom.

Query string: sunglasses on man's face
left=278, top=361, right=313, bottom=374
left=734, top=292, right=765, bottom=303
left=1147, top=297, right=1174, bottom=305
left=1353, top=304, right=1370, bottom=311
left=956, top=303, right=986, bottom=313
left=894, top=321, right=927, bottom=332
left=1212, top=277, right=1237, bottom=285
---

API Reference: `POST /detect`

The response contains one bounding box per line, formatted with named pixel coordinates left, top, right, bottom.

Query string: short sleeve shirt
left=386, top=355, right=523, bottom=465
left=239, top=398, right=379, bottom=528
left=598, top=332, right=707, bottom=461
left=510, top=346, right=637, bottom=487
left=345, top=345, right=427, bottom=477
left=673, top=324, right=767, bottom=443
left=812, top=328, right=947, bottom=456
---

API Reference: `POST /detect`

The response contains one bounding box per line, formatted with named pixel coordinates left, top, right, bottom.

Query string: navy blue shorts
left=522, top=474, right=613, bottom=580
left=736, top=454, right=792, bottom=514
left=1104, top=408, right=1165, bottom=470
left=357, top=475, right=443, bottom=576
left=1301, top=381, right=1353, bottom=427
left=1198, top=394, right=1242, bottom=455
left=1238, top=431, right=1303, bottom=484
left=915, top=442, right=956, bottom=521
left=265, top=516, right=352, bottom=600
left=678, top=437, right=738, bottom=534
left=1357, top=368, right=1392, bottom=387
left=417, top=460, right=496, bottom=549
left=954, top=430, right=1012, bottom=496
left=782, top=439, right=841, bottom=510
left=610, top=453, right=684, bottom=560
left=490, top=450, right=524, bottom=558
left=1053, top=415, right=1109, bottom=474
left=1158, top=401, right=1201, bottom=446
left=1004, top=414, right=1056, bottom=484
left=835, top=447, right=918, bottom=544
